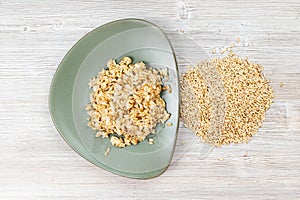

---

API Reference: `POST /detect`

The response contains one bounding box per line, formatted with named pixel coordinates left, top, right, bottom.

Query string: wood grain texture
left=0, top=0, right=299, bottom=199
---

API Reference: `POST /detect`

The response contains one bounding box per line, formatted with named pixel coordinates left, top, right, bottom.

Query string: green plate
left=49, top=18, right=179, bottom=179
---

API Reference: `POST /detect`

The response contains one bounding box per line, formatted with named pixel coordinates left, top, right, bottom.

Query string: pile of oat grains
left=86, top=57, right=170, bottom=147
left=180, top=47, right=274, bottom=146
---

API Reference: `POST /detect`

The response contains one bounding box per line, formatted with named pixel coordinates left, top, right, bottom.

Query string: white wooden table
left=1, top=1, right=299, bottom=199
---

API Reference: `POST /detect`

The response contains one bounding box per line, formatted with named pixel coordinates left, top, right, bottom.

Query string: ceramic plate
left=49, top=18, right=179, bottom=179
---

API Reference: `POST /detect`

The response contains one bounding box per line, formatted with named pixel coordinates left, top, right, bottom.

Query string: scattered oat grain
left=166, top=122, right=173, bottom=126
left=220, top=48, right=226, bottom=54
left=280, top=82, right=284, bottom=87
left=148, top=138, right=154, bottom=145
left=104, top=147, right=111, bottom=157
left=178, top=29, right=185, bottom=34
left=212, top=48, right=216, bottom=54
